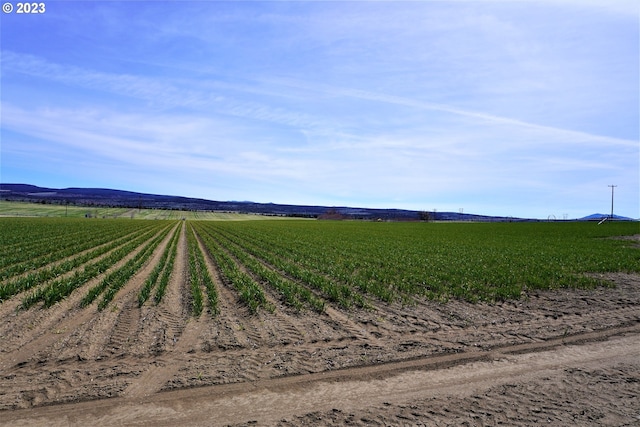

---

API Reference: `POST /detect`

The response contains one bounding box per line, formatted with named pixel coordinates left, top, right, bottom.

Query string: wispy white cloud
left=5, top=48, right=635, bottom=153
left=1, top=1, right=637, bottom=217
left=265, top=78, right=637, bottom=148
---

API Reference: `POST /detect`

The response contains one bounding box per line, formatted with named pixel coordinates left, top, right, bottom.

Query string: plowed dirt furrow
left=1, top=240, right=638, bottom=424
left=1, top=325, right=638, bottom=426
left=64, top=224, right=178, bottom=360
left=106, top=298, right=140, bottom=355
left=215, top=246, right=369, bottom=347
left=192, top=229, right=255, bottom=347
left=124, top=319, right=204, bottom=399
left=0, top=234, right=150, bottom=354
left=124, top=224, right=200, bottom=398
left=207, top=231, right=279, bottom=318
left=141, top=223, right=189, bottom=356
left=127, top=221, right=305, bottom=397
left=0, top=227, right=169, bottom=371
left=0, top=228, right=140, bottom=287
left=0, top=225, right=179, bottom=409
left=124, top=224, right=220, bottom=398
left=224, top=236, right=354, bottom=312
left=3, top=225, right=174, bottom=364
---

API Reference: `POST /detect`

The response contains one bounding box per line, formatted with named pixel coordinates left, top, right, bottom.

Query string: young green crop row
left=1, top=218, right=177, bottom=310
left=138, top=223, right=181, bottom=307
left=185, top=224, right=218, bottom=316
left=192, top=222, right=271, bottom=314
left=19, top=223, right=172, bottom=309
left=199, top=223, right=325, bottom=312
left=0, top=226, right=152, bottom=302
left=82, top=223, right=175, bottom=311
left=0, top=219, right=157, bottom=281
left=1, top=218, right=638, bottom=316
left=0, top=217, right=98, bottom=248
left=193, top=220, right=640, bottom=310
left=1, top=218, right=189, bottom=313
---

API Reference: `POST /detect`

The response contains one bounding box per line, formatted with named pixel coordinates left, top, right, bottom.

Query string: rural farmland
left=0, top=217, right=639, bottom=425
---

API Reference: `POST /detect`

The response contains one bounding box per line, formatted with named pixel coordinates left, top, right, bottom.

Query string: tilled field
left=0, top=223, right=639, bottom=425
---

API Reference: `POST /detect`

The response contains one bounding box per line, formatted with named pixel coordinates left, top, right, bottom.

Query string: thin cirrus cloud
left=3, top=49, right=635, bottom=152
left=0, top=1, right=637, bottom=218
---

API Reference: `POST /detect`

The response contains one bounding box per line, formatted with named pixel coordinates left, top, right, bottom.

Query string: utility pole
left=608, top=185, right=617, bottom=220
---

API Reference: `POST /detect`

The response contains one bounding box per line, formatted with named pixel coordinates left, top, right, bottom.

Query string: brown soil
left=0, top=224, right=639, bottom=426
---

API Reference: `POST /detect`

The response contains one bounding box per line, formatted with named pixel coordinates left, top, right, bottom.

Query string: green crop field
left=0, top=217, right=638, bottom=314
left=196, top=220, right=640, bottom=307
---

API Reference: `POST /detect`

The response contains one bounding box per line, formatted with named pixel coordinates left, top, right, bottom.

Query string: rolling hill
left=4, top=183, right=632, bottom=221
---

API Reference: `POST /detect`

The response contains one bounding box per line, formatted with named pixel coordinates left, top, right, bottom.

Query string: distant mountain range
left=578, top=213, right=636, bottom=221
left=0, top=184, right=635, bottom=221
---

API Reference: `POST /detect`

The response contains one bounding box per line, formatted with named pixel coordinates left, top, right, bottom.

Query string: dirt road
left=2, top=327, right=638, bottom=426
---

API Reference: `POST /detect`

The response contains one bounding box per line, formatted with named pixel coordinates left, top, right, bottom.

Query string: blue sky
left=1, top=1, right=638, bottom=218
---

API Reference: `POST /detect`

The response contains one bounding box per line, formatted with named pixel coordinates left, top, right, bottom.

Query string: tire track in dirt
left=3, top=250, right=639, bottom=414
left=0, top=225, right=172, bottom=373
left=124, top=319, right=204, bottom=399
left=104, top=298, right=141, bottom=356
left=10, top=279, right=636, bottom=410
left=124, top=223, right=201, bottom=398
left=61, top=223, right=179, bottom=361
left=0, top=229, right=154, bottom=356
left=203, top=225, right=383, bottom=349
left=0, top=224, right=178, bottom=408
left=2, top=324, right=638, bottom=426
left=143, top=222, right=190, bottom=356
left=282, top=351, right=639, bottom=425
left=349, top=277, right=640, bottom=358
left=124, top=223, right=199, bottom=398
left=193, top=226, right=256, bottom=348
